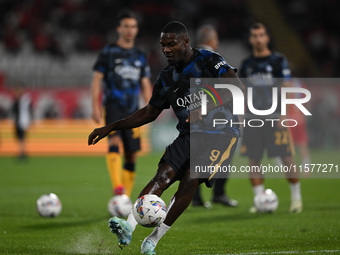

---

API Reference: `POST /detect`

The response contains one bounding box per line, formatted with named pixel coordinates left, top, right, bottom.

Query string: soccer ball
left=107, top=195, right=132, bottom=217
left=254, top=189, right=279, bottom=213
left=132, top=194, right=167, bottom=228
left=36, top=193, right=62, bottom=217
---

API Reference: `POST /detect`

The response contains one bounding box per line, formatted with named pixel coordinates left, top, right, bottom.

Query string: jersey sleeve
left=148, top=73, right=170, bottom=110
left=93, top=46, right=109, bottom=73
left=280, top=56, right=291, bottom=79
left=208, top=52, right=237, bottom=77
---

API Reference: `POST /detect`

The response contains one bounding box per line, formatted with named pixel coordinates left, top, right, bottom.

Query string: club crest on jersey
left=134, top=60, right=142, bottom=67
left=266, top=65, right=273, bottom=72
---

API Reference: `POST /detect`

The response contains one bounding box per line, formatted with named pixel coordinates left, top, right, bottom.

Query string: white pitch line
left=229, top=250, right=340, bottom=255
left=198, top=250, right=340, bottom=255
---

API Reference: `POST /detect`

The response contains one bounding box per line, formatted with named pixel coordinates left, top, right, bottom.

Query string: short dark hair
left=250, top=22, right=268, bottom=34
left=161, top=21, right=188, bottom=36
left=117, top=11, right=138, bottom=26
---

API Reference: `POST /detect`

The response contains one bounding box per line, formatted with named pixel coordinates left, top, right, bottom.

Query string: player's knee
left=282, top=156, right=294, bottom=166
left=250, top=158, right=260, bottom=166
left=154, top=162, right=177, bottom=188
left=108, top=135, right=120, bottom=147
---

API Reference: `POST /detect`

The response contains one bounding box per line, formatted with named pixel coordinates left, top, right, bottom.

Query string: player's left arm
left=213, top=52, right=245, bottom=100
left=88, top=103, right=162, bottom=145
left=140, top=77, right=152, bottom=105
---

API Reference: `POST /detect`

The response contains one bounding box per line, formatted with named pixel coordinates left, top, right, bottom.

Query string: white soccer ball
left=36, top=193, right=62, bottom=217
left=107, top=195, right=133, bottom=217
left=132, top=194, right=167, bottom=228
left=254, top=189, right=279, bottom=213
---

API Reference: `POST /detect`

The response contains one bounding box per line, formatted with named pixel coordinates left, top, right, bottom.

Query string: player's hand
left=186, top=109, right=202, bottom=123
left=88, top=126, right=111, bottom=145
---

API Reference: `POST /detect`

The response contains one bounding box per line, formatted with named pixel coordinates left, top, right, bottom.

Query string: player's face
left=249, top=27, right=270, bottom=51
left=160, top=32, right=189, bottom=65
left=117, top=18, right=138, bottom=42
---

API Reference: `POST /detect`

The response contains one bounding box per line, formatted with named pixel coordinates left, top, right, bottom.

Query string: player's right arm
left=91, top=71, right=104, bottom=123
left=88, top=103, right=162, bottom=145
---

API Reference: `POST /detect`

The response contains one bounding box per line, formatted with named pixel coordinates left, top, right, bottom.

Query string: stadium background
left=0, top=0, right=339, bottom=156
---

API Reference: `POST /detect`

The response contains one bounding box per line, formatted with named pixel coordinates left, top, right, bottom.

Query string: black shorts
left=240, top=121, right=295, bottom=161
left=160, top=135, right=190, bottom=180
left=15, top=126, right=25, bottom=141
left=160, top=133, right=238, bottom=188
left=104, top=103, right=140, bottom=152
left=191, top=132, right=238, bottom=187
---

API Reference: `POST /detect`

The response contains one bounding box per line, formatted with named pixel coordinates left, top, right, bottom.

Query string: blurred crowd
left=0, top=0, right=247, bottom=56
left=1, top=0, right=339, bottom=76
left=278, top=0, right=340, bottom=77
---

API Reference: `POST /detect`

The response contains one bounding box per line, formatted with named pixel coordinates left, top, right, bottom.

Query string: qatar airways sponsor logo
left=176, top=90, right=205, bottom=110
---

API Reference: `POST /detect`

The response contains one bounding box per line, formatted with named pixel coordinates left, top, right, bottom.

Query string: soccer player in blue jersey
left=239, top=23, right=302, bottom=213
left=89, top=21, right=243, bottom=254
left=192, top=24, right=238, bottom=208
left=91, top=12, right=152, bottom=197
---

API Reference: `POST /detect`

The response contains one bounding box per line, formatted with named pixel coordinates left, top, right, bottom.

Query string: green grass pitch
left=0, top=150, right=339, bottom=255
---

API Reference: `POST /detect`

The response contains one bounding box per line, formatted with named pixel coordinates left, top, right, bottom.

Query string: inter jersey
left=149, top=49, right=240, bottom=136
left=239, top=52, right=291, bottom=117
left=93, top=44, right=151, bottom=114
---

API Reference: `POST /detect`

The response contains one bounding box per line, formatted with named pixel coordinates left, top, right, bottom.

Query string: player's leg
left=281, top=155, right=303, bottom=213
left=109, top=135, right=189, bottom=250
left=122, top=127, right=141, bottom=197
left=163, top=168, right=199, bottom=225
left=212, top=173, right=238, bottom=207
left=106, top=134, right=125, bottom=195
left=268, top=125, right=302, bottom=213
left=141, top=168, right=199, bottom=254
left=109, top=162, right=178, bottom=249
left=192, top=186, right=204, bottom=206
left=291, top=122, right=311, bottom=176
left=249, top=158, right=265, bottom=211
left=122, top=151, right=137, bottom=197
left=241, top=124, right=265, bottom=212
left=104, top=105, right=125, bottom=195
left=299, top=143, right=312, bottom=177
left=138, top=162, right=178, bottom=197
left=16, top=126, right=26, bottom=159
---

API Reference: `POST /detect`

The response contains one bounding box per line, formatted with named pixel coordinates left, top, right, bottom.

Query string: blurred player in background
left=91, top=11, right=152, bottom=197
left=239, top=23, right=302, bottom=213
left=192, top=24, right=238, bottom=208
left=12, top=84, right=32, bottom=159
left=289, top=78, right=311, bottom=176
left=88, top=21, right=243, bottom=254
